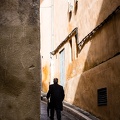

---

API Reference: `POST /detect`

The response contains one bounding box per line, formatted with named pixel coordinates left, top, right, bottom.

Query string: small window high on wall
left=69, top=36, right=78, bottom=62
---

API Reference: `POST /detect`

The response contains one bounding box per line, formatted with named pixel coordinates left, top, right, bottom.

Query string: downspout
left=50, top=0, right=54, bottom=84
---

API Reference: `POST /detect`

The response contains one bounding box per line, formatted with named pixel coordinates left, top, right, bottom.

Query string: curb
left=63, top=101, right=100, bottom=120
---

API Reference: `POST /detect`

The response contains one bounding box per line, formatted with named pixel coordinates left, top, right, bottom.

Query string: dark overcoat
left=47, top=83, right=65, bottom=111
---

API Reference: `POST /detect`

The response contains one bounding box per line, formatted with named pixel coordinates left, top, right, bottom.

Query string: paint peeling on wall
left=42, top=65, right=49, bottom=92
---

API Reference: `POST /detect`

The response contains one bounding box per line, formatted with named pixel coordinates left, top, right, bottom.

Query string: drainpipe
left=50, top=0, right=54, bottom=84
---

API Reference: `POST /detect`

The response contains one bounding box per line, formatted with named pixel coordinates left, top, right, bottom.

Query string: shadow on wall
left=73, top=1, right=120, bottom=119
left=0, top=65, right=25, bottom=97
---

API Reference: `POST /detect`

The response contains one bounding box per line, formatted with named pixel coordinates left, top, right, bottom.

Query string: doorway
left=59, top=49, right=65, bottom=87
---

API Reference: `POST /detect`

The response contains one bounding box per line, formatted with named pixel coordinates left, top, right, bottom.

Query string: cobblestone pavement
left=41, top=101, right=79, bottom=120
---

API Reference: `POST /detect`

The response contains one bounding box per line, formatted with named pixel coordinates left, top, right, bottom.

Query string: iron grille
left=98, top=88, right=107, bottom=106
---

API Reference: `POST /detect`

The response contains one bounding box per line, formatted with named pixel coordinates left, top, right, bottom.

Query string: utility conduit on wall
left=50, top=27, right=78, bottom=55
left=78, top=6, right=120, bottom=52
left=50, top=6, right=120, bottom=55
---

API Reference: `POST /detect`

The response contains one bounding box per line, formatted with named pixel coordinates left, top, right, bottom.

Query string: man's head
left=53, top=78, right=58, bottom=84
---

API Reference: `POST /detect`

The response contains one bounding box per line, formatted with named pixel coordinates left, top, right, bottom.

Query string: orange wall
left=52, top=0, right=120, bottom=119
left=41, top=0, right=120, bottom=119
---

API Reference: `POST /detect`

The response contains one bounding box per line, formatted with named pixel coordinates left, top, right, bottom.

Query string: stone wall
left=0, top=0, right=40, bottom=120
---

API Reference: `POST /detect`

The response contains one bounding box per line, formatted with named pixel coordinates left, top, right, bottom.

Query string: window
left=69, top=39, right=72, bottom=62
left=69, top=36, right=78, bottom=62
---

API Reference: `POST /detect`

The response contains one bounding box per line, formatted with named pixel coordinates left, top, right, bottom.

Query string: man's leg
left=56, top=109, right=61, bottom=120
left=50, top=108, right=54, bottom=120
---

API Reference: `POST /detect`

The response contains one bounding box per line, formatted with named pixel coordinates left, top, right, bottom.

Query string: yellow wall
left=41, top=0, right=120, bottom=119
left=73, top=55, right=120, bottom=120
left=52, top=0, right=120, bottom=119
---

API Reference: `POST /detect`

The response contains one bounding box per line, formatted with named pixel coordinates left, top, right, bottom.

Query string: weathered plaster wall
left=74, top=55, right=120, bottom=120
left=0, top=0, right=40, bottom=120
left=40, top=0, right=52, bottom=92
left=53, top=0, right=120, bottom=119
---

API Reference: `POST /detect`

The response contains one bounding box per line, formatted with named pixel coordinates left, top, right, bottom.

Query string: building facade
left=41, top=0, right=120, bottom=119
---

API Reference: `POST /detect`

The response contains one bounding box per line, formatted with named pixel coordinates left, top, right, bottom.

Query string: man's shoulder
left=59, top=84, right=63, bottom=87
left=49, top=84, right=53, bottom=87
left=57, top=84, right=63, bottom=89
left=50, top=84, right=63, bottom=88
left=49, top=84, right=54, bottom=88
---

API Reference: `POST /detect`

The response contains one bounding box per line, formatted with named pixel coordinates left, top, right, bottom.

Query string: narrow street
left=41, top=101, right=79, bottom=120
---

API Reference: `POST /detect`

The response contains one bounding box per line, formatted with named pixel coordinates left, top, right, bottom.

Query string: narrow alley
left=40, top=95, right=99, bottom=120
left=0, top=0, right=120, bottom=120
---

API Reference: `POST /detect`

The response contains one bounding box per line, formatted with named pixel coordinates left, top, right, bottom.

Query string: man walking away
left=47, top=78, right=65, bottom=120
